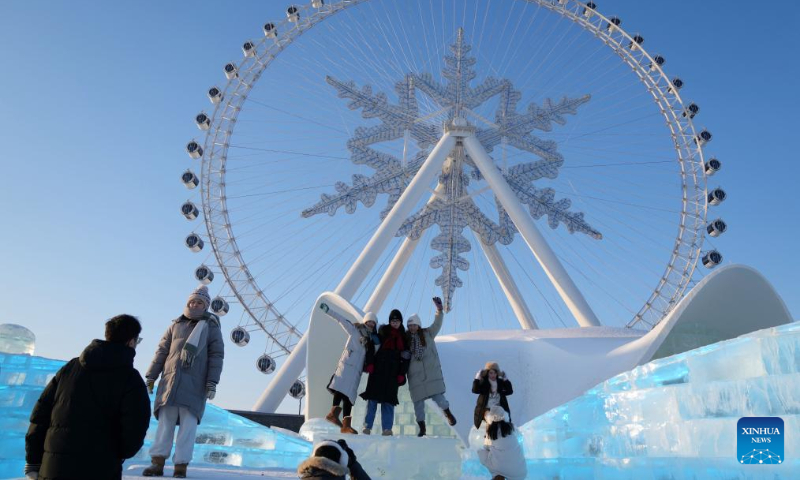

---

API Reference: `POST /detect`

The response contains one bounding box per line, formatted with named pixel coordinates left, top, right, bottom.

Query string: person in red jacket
left=359, top=309, right=409, bottom=435
left=24, top=314, right=151, bottom=480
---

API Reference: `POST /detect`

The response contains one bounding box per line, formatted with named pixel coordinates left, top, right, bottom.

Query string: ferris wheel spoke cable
left=504, top=245, right=567, bottom=328
left=549, top=227, right=640, bottom=316
left=270, top=220, right=382, bottom=303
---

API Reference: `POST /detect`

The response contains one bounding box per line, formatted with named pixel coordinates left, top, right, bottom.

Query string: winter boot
left=443, top=408, right=457, bottom=426
left=173, top=464, right=188, bottom=478
left=325, top=405, right=343, bottom=428
left=382, top=429, right=393, bottom=436
left=417, top=421, right=426, bottom=437
left=340, top=416, right=358, bottom=434
left=142, top=457, right=165, bottom=477
left=362, top=426, right=371, bottom=435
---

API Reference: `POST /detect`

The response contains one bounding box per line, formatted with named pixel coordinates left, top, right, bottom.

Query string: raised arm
left=498, top=377, right=513, bottom=396
left=472, top=370, right=488, bottom=394
left=427, top=296, right=445, bottom=337
left=145, top=324, right=173, bottom=380
left=321, top=304, right=358, bottom=337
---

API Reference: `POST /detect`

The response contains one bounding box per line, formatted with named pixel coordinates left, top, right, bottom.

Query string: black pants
left=332, top=391, right=353, bottom=417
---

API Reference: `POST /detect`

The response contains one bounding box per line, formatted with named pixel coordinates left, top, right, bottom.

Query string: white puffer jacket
left=326, top=314, right=374, bottom=404
left=477, top=432, right=528, bottom=480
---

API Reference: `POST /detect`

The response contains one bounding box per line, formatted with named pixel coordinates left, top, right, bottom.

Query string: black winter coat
left=25, top=340, right=151, bottom=480
left=472, top=374, right=513, bottom=429
left=359, top=324, right=408, bottom=405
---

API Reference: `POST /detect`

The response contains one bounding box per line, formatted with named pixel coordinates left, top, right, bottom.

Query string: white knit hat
left=313, top=440, right=349, bottom=467
left=363, top=312, right=377, bottom=325
left=484, top=405, right=509, bottom=424
left=187, top=285, right=211, bottom=309
left=406, top=314, right=421, bottom=327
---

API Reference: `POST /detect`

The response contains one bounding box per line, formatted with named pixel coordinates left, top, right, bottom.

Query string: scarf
left=180, top=313, right=218, bottom=369
left=382, top=327, right=405, bottom=351
left=410, top=332, right=426, bottom=360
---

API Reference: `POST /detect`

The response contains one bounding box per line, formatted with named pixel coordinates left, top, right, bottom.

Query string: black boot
left=417, top=420, right=426, bottom=437
left=443, top=408, right=457, bottom=426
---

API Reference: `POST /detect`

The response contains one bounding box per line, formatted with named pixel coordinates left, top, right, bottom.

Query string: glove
left=24, top=464, right=39, bottom=480
left=364, top=364, right=374, bottom=374
left=397, top=375, right=405, bottom=385
left=400, top=350, right=411, bottom=360
left=336, top=439, right=356, bottom=468
left=206, top=381, right=217, bottom=400
left=475, top=369, right=484, bottom=380
left=498, top=371, right=506, bottom=380
left=146, top=378, right=155, bottom=395
left=432, top=296, right=443, bottom=312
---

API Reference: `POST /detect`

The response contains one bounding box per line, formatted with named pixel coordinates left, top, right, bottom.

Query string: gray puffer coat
left=145, top=314, right=224, bottom=423
left=327, top=316, right=376, bottom=405
left=406, top=311, right=445, bottom=402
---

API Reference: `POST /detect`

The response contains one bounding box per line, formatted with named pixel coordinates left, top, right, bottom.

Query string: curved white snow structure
left=306, top=264, right=793, bottom=443
left=437, top=264, right=792, bottom=441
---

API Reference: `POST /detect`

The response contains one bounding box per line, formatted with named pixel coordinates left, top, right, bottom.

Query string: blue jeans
left=364, top=400, right=395, bottom=431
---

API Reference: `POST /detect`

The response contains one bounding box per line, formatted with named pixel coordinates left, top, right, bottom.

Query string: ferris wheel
left=178, top=0, right=727, bottom=407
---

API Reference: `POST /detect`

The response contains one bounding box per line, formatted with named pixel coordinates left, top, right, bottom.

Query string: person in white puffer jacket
left=477, top=405, right=528, bottom=480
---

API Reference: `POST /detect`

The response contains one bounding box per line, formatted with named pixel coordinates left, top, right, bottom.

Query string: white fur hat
left=484, top=405, right=509, bottom=424
left=313, top=440, right=349, bottom=467
left=362, top=312, right=377, bottom=325
left=406, top=314, right=421, bottom=327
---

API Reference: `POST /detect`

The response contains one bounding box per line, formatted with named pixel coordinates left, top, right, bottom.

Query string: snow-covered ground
left=123, top=465, right=296, bottom=479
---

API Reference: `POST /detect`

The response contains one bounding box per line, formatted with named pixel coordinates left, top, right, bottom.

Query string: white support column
left=336, top=132, right=456, bottom=299
left=463, top=134, right=601, bottom=328
left=363, top=182, right=447, bottom=314
left=254, top=133, right=456, bottom=413
left=477, top=240, right=539, bottom=330
left=363, top=237, right=420, bottom=314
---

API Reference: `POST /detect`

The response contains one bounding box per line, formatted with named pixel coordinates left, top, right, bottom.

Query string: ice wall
left=504, top=321, right=800, bottom=478
left=0, top=352, right=311, bottom=479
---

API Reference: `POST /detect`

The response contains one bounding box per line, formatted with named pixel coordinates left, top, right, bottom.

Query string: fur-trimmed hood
left=297, top=455, right=348, bottom=478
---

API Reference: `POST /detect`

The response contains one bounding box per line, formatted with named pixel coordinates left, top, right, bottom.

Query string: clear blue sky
left=1, top=1, right=797, bottom=413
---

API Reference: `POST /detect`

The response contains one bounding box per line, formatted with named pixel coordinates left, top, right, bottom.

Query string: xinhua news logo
left=737, top=417, right=784, bottom=465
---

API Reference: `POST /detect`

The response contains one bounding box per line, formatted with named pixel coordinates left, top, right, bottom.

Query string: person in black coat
left=359, top=309, right=409, bottom=435
left=24, top=314, right=151, bottom=480
left=472, top=361, right=513, bottom=429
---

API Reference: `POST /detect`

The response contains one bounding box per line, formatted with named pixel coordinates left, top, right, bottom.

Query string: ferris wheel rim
left=196, top=0, right=709, bottom=359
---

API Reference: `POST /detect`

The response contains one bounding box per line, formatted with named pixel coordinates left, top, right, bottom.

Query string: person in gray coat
left=323, top=306, right=378, bottom=434
left=142, top=285, right=224, bottom=478
left=405, top=296, right=457, bottom=437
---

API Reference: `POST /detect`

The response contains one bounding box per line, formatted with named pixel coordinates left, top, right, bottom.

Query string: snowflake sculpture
left=302, top=29, right=601, bottom=311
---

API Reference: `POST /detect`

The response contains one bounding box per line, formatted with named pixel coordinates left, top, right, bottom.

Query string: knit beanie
left=313, top=440, right=349, bottom=467
left=389, top=309, right=403, bottom=322
left=187, top=285, right=211, bottom=309
left=406, top=314, right=421, bottom=327
left=362, top=312, right=377, bottom=326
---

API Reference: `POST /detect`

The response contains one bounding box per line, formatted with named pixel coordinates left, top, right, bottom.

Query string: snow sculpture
left=0, top=324, right=35, bottom=355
